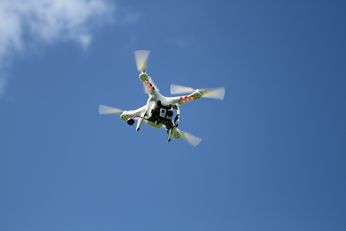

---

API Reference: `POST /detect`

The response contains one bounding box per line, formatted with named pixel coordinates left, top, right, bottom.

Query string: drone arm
left=120, top=105, right=147, bottom=121
left=139, top=72, right=161, bottom=96
left=167, top=90, right=203, bottom=106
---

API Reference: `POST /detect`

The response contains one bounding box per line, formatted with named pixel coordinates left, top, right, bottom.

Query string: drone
left=99, top=50, right=225, bottom=146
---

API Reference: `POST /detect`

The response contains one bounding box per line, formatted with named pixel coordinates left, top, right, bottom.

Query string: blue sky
left=1, top=0, right=346, bottom=230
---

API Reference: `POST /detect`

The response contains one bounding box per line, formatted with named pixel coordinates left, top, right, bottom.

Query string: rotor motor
left=139, top=73, right=148, bottom=81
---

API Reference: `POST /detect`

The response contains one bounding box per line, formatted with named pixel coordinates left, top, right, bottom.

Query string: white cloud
left=0, top=0, right=115, bottom=96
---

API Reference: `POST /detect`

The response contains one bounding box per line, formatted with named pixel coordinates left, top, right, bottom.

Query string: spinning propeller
left=170, top=84, right=225, bottom=100
left=99, top=104, right=123, bottom=115
left=135, top=50, right=150, bottom=73
left=180, top=131, right=202, bottom=147
left=134, top=50, right=159, bottom=93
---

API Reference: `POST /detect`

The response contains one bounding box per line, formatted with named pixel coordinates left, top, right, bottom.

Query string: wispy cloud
left=0, top=0, right=115, bottom=96
left=167, top=36, right=197, bottom=49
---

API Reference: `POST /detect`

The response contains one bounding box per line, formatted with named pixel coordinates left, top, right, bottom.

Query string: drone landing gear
left=167, top=128, right=173, bottom=142
left=136, top=111, right=147, bottom=131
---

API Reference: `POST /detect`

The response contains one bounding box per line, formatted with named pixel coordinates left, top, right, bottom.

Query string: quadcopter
left=99, top=50, right=225, bottom=146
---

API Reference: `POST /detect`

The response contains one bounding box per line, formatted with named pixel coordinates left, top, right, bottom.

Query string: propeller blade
left=170, top=84, right=195, bottom=95
left=99, top=104, right=123, bottom=115
left=181, top=131, right=202, bottom=147
left=134, top=50, right=150, bottom=72
left=201, top=87, right=225, bottom=100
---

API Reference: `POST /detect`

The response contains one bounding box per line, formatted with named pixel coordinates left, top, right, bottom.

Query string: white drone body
left=99, top=50, right=225, bottom=147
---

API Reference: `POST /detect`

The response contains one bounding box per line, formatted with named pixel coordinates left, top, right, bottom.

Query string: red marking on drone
left=180, top=95, right=194, bottom=104
left=144, top=80, right=155, bottom=93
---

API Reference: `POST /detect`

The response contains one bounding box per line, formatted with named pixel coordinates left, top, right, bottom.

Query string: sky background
left=1, top=0, right=346, bottom=230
